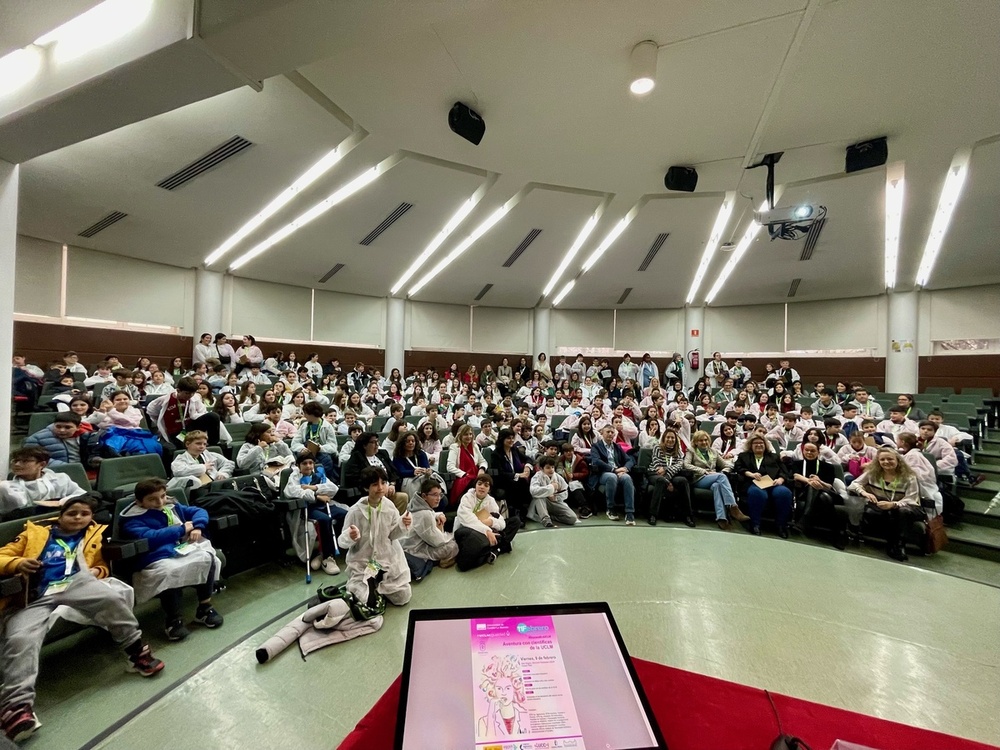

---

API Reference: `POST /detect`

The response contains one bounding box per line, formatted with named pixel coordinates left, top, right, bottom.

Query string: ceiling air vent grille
left=799, top=218, right=825, bottom=261
left=617, top=287, right=633, bottom=305
left=319, top=263, right=346, bottom=283
left=787, top=278, right=801, bottom=298
left=156, top=136, right=254, bottom=191
left=638, top=233, right=669, bottom=271
left=502, top=228, right=542, bottom=267
left=78, top=211, right=127, bottom=238
left=474, top=283, right=494, bottom=301
left=360, top=202, right=413, bottom=245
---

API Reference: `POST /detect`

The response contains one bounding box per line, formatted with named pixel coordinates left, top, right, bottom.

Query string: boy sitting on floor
left=401, top=478, right=458, bottom=575
left=338, top=467, right=413, bottom=607
left=453, top=475, right=521, bottom=571
left=527, top=456, right=580, bottom=528
left=120, top=479, right=223, bottom=641
left=0, top=497, right=164, bottom=743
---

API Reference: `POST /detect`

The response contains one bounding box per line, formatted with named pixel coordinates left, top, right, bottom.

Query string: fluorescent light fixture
left=704, top=198, right=772, bottom=304
left=0, top=47, right=43, bottom=97
left=915, top=149, right=971, bottom=288
left=543, top=210, right=602, bottom=296
left=390, top=177, right=495, bottom=295
left=205, top=139, right=357, bottom=267
left=552, top=280, right=576, bottom=306
left=35, top=0, right=153, bottom=62
left=629, top=40, right=658, bottom=95
left=409, top=206, right=509, bottom=296
left=883, top=166, right=905, bottom=289
left=229, top=164, right=385, bottom=270
left=685, top=192, right=736, bottom=304
left=582, top=217, right=631, bottom=272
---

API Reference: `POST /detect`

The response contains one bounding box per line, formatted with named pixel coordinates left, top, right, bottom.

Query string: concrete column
left=533, top=306, right=551, bottom=360
left=193, top=268, right=225, bottom=357
left=385, top=296, right=405, bottom=375
left=0, top=161, right=19, bottom=476
left=684, top=305, right=704, bottom=386
left=886, top=290, right=919, bottom=393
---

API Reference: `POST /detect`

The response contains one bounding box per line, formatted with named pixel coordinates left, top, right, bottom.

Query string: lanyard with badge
left=44, top=538, right=79, bottom=595
left=176, top=396, right=191, bottom=442
left=165, top=505, right=195, bottom=555
left=364, top=501, right=383, bottom=577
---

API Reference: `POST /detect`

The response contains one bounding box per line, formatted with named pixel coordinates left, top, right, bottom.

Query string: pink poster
left=471, top=615, right=586, bottom=749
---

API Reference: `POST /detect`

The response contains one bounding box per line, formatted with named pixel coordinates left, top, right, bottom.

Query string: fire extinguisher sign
left=690, top=329, right=700, bottom=337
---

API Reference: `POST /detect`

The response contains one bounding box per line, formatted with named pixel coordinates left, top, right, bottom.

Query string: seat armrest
left=274, top=497, right=306, bottom=512
left=103, top=538, right=150, bottom=561
left=0, top=576, right=23, bottom=597
left=209, top=514, right=240, bottom=531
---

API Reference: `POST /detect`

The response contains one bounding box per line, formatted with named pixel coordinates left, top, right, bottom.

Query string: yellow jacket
left=0, top=520, right=109, bottom=612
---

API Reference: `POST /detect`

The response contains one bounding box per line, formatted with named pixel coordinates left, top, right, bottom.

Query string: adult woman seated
left=571, top=416, right=598, bottom=459
left=646, top=430, right=694, bottom=527
left=846, top=447, right=923, bottom=562
left=490, top=428, right=533, bottom=516
left=733, top=435, right=794, bottom=538
left=683, top=430, right=747, bottom=530
left=790, top=441, right=847, bottom=548
left=393, top=432, right=437, bottom=507
left=446, top=424, right=488, bottom=506
left=234, top=335, right=263, bottom=373
left=342, top=431, right=408, bottom=514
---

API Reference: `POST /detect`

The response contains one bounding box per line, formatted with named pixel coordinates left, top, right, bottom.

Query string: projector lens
left=793, top=205, right=813, bottom=219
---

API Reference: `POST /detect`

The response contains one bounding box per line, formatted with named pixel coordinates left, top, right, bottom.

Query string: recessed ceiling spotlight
left=629, top=40, right=658, bottom=95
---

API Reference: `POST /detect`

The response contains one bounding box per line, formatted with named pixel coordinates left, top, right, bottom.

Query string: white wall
left=472, top=307, right=531, bottom=353
left=406, top=300, right=470, bottom=350
left=614, top=309, right=683, bottom=353
left=786, top=296, right=886, bottom=354
left=314, top=289, right=385, bottom=346
left=705, top=304, right=785, bottom=354
left=551, top=309, right=615, bottom=350
left=14, top=235, right=61, bottom=317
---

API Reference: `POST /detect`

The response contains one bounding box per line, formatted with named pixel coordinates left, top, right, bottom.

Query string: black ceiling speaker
left=845, top=136, right=888, bottom=173
left=449, top=102, right=486, bottom=145
left=664, top=166, right=698, bottom=192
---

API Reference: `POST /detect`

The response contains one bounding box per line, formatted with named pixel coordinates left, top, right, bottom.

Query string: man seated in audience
left=591, top=424, right=637, bottom=526
left=23, top=413, right=87, bottom=468
left=0, top=496, right=164, bottom=742
left=713, top=378, right=739, bottom=405
left=147, top=377, right=222, bottom=449
left=0, top=447, right=89, bottom=519
left=851, top=388, right=884, bottom=421
left=877, top=406, right=919, bottom=441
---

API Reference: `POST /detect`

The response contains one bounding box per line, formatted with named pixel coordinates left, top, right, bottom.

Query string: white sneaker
left=606, top=510, right=621, bottom=521
left=321, top=557, right=340, bottom=575
left=310, top=556, right=322, bottom=571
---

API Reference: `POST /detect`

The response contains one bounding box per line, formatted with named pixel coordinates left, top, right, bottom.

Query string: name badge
left=44, top=578, right=72, bottom=596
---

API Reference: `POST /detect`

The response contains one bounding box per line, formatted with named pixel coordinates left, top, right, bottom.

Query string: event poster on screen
left=471, top=615, right=586, bottom=749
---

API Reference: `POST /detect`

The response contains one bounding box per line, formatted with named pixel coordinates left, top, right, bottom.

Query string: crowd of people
left=0, top=340, right=982, bottom=743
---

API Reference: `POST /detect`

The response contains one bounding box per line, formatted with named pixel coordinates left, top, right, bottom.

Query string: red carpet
left=338, top=657, right=999, bottom=750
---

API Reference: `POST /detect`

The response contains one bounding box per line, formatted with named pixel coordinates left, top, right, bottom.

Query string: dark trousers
left=649, top=475, right=693, bottom=519
left=798, top=488, right=843, bottom=530
left=454, top=518, right=521, bottom=571
left=309, top=502, right=347, bottom=557
left=746, top=485, right=794, bottom=527
left=864, top=504, right=926, bottom=547
left=158, top=564, right=217, bottom=621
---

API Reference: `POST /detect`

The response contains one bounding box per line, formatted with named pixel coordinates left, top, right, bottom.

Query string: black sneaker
left=647, top=516, right=657, bottom=526
left=127, top=645, right=165, bottom=677
left=165, top=619, right=191, bottom=641
left=578, top=507, right=593, bottom=519
left=487, top=551, right=498, bottom=565
left=194, top=605, right=224, bottom=629
left=1, top=703, right=41, bottom=742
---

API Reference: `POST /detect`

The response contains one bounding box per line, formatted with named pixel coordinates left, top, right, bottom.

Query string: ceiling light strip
left=543, top=196, right=610, bottom=296
left=580, top=198, right=648, bottom=274
left=390, top=175, right=498, bottom=295
left=552, top=280, right=576, bottom=306
left=34, top=0, right=153, bottom=62
left=685, top=191, right=736, bottom=304
left=915, top=149, right=972, bottom=288
left=229, top=153, right=402, bottom=271
left=704, top=196, right=776, bottom=304
left=408, top=185, right=530, bottom=297
left=883, top=163, right=905, bottom=289
left=205, top=129, right=367, bottom=267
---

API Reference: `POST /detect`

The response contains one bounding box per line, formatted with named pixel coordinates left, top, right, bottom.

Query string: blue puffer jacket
left=22, top=425, right=81, bottom=466
left=120, top=502, right=210, bottom=568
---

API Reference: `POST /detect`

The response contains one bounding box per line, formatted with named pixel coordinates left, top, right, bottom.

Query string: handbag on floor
left=925, top=514, right=948, bottom=554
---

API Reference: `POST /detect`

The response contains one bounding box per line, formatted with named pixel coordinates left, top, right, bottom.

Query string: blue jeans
left=745, top=485, right=794, bottom=528
left=600, top=472, right=634, bottom=514
left=694, top=474, right=737, bottom=520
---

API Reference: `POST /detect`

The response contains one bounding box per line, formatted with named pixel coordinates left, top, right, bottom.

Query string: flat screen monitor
left=395, top=602, right=666, bottom=750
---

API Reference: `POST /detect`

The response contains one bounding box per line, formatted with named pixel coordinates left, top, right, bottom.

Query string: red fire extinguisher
left=688, top=350, right=700, bottom=371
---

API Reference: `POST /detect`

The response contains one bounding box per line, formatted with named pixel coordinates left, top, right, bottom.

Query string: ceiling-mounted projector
left=755, top=204, right=825, bottom=226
